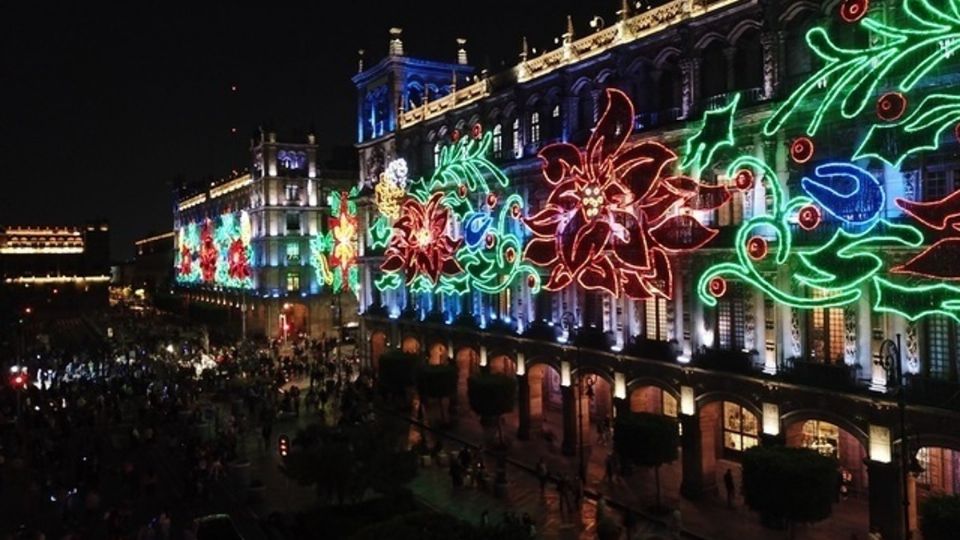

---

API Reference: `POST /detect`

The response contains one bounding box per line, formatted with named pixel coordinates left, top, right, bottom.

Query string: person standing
left=557, top=474, right=571, bottom=521
left=723, top=468, right=736, bottom=508
left=536, top=457, right=549, bottom=495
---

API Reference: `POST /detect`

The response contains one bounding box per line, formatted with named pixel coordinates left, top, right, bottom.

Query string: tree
left=613, top=411, right=679, bottom=510
left=467, top=373, right=516, bottom=446
left=741, top=446, right=838, bottom=535
left=378, top=350, right=419, bottom=402
left=922, top=493, right=960, bottom=540
left=416, top=363, right=458, bottom=424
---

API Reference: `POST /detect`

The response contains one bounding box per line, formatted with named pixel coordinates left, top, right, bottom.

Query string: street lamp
left=560, top=311, right=586, bottom=484
left=589, top=15, right=605, bottom=30
left=876, top=335, right=922, bottom=540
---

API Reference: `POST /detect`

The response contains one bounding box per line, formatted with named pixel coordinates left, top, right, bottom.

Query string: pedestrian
left=557, top=473, right=571, bottom=520
left=480, top=509, right=489, bottom=527
left=604, top=453, right=615, bottom=482
left=572, top=475, right=583, bottom=510
left=669, top=508, right=682, bottom=539
left=536, top=457, right=549, bottom=495
left=723, top=468, right=735, bottom=508
left=522, top=512, right=536, bottom=538
left=867, top=526, right=883, bottom=540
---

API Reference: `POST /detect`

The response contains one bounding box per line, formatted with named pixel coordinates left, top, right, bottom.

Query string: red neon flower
left=894, top=191, right=960, bottom=279
left=179, top=244, right=192, bottom=276
left=199, top=220, right=218, bottom=283
left=227, top=238, right=251, bottom=280
left=522, top=88, right=729, bottom=299
left=381, top=192, right=463, bottom=284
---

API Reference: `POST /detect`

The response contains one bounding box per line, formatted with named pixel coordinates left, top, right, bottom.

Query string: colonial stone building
left=353, top=1, right=960, bottom=537
left=172, top=132, right=357, bottom=338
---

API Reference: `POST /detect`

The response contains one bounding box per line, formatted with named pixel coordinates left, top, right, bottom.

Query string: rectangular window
left=644, top=297, right=668, bottom=341
left=552, top=104, right=560, bottom=118
left=925, top=170, right=949, bottom=201
left=925, top=314, right=956, bottom=380
left=286, top=212, right=301, bottom=232
left=285, top=184, right=300, bottom=202
left=493, top=124, right=503, bottom=159
left=286, top=271, right=300, bottom=292
left=512, top=118, right=522, bottom=158
left=809, top=289, right=844, bottom=363
left=723, top=402, right=759, bottom=453
left=286, top=242, right=300, bottom=263
left=530, top=112, right=541, bottom=145
left=717, top=293, right=745, bottom=350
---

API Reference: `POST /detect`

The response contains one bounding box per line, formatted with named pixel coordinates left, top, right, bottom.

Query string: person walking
left=536, top=457, right=549, bottom=495
left=557, top=473, right=571, bottom=521
left=724, top=468, right=736, bottom=508
left=669, top=508, right=683, bottom=539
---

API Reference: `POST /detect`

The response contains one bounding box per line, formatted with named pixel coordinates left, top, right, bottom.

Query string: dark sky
left=1, top=1, right=608, bottom=259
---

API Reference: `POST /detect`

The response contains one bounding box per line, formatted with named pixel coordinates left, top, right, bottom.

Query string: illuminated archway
left=401, top=335, right=421, bottom=354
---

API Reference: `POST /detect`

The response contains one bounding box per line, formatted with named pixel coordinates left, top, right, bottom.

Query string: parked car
left=191, top=514, right=245, bottom=540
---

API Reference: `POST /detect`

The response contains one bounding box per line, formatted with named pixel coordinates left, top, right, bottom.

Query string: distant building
left=133, top=231, right=175, bottom=295
left=0, top=221, right=111, bottom=311
left=172, top=131, right=358, bottom=338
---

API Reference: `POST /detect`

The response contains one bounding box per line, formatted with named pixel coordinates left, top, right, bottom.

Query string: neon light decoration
left=854, top=94, right=960, bottom=167
left=311, top=188, right=360, bottom=296
left=681, top=93, right=740, bottom=173
left=764, top=0, right=960, bottom=139
left=876, top=92, right=907, bottom=121
left=894, top=190, right=960, bottom=280
left=523, top=89, right=729, bottom=299
left=370, top=158, right=408, bottom=250
left=376, top=127, right=539, bottom=295
left=697, top=156, right=923, bottom=309
left=790, top=137, right=815, bottom=164
left=176, top=211, right=254, bottom=289
left=839, top=0, right=869, bottom=23
left=379, top=192, right=462, bottom=291
left=800, top=162, right=884, bottom=224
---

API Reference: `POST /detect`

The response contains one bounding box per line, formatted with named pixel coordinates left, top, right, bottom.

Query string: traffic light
left=278, top=434, right=289, bottom=457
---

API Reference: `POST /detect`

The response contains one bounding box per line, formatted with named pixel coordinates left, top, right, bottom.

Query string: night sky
left=2, top=1, right=608, bottom=259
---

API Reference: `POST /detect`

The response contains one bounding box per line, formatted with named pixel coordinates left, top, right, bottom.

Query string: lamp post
left=877, top=335, right=913, bottom=540
left=560, top=311, right=586, bottom=484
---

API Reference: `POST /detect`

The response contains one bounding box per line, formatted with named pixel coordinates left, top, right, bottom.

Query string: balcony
left=782, top=357, right=861, bottom=392
left=624, top=337, right=677, bottom=363
left=906, top=375, right=960, bottom=411
left=693, top=347, right=756, bottom=375
left=634, top=107, right=681, bottom=131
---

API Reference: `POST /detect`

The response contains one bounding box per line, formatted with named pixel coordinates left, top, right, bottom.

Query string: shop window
left=662, top=392, right=678, bottom=418
left=801, top=420, right=840, bottom=459
left=722, top=402, right=759, bottom=454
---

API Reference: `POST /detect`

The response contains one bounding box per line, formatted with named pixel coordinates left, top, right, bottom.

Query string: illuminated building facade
left=0, top=222, right=111, bottom=310
left=173, top=131, right=357, bottom=338
left=354, top=1, right=960, bottom=536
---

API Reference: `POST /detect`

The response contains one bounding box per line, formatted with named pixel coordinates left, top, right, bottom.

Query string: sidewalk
left=406, top=403, right=870, bottom=540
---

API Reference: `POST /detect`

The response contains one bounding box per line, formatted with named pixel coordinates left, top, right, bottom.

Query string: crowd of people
left=0, top=305, right=362, bottom=540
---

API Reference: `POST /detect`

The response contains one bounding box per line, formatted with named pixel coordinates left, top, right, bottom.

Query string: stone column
left=680, top=412, right=704, bottom=499
left=867, top=459, right=907, bottom=540
left=679, top=57, right=700, bottom=120
left=723, top=46, right=737, bottom=95
left=649, top=68, right=663, bottom=111
left=561, top=385, right=577, bottom=456
left=517, top=373, right=531, bottom=440
left=760, top=31, right=781, bottom=99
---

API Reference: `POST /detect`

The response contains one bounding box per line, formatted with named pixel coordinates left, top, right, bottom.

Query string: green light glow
left=854, top=94, right=960, bottom=167
left=682, top=93, right=740, bottom=173
left=764, top=0, right=960, bottom=138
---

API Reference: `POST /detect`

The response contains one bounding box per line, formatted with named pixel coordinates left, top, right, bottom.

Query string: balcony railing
left=782, top=357, right=861, bottom=392
left=692, top=347, right=756, bottom=374
left=634, top=107, right=681, bottom=131
left=906, top=374, right=960, bottom=411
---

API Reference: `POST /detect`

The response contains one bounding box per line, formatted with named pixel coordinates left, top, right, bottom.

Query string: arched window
left=734, top=29, right=763, bottom=91
left=700, top=40, right=728, bottom=99
left=512, top=118, right=522, bottom=158
left=492, top=124, right=503, bottom=158
left=530, top=112, right=541, bottom=146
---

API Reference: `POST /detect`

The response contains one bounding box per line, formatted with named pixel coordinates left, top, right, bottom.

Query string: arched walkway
left=628, top=384, right=679, bottom=417
left=574, top=369, right=614, bottom=450
left=455, top=347, right=480, bottom=407
left=488, top=354, right=515, bottom=375
left=528, top=362, right=562, bottom=433
left=784, top=416, right=869, bottom=496
left=696, top=395, right=762, bottom=493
